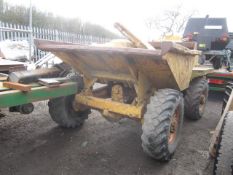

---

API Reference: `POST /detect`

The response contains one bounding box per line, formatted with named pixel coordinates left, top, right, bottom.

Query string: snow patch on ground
left=0, top=40, right=33, bottom=61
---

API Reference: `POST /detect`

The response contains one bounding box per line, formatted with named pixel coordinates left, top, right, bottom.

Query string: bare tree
left=146, top=5, right=196, bottom=37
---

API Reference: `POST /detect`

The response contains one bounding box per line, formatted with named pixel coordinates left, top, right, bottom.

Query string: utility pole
left=29, top=0, right=32, bottom=63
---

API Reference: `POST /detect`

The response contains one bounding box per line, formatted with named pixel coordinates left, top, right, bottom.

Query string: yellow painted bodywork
left=75, top=94, right=143, bottom=119
left=161, top=35, right=182, bottom=42
left=191, top=66, right=214, bottom=79
left=164, top=52, right=196, bottom=90
left=35, top=39, right=212, bottom=120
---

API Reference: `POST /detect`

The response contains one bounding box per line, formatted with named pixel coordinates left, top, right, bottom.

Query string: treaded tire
left=48, top=73, right=90, bottom=128
left=214, top=112, right=233, bottom=175
left=141, top=89, right=184, bottom=161
left=48, top=95, right=90, bottom=128
left=184, top=77, right=208, bottom=120
left=222, top=82, right=233, bottom=114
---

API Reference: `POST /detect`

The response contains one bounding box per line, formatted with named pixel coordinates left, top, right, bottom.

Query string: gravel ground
left=0, top=91, right=223, bottom=175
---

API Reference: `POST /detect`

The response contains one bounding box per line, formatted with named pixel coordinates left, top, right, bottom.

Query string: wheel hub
left=168, top=108, right=180, bottom=144
left=199, top=93, right=206, bottom=114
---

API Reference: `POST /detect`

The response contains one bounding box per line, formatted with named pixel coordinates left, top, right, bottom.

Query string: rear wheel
left=48, top=74, right=90, bottom=128
left=184, top=77, right=208, bottom=120
left=48, top=95, right=90, bottom=128
left=214, top=112, right=233, bottom=175
left=141, top=89, right=184, bottom=161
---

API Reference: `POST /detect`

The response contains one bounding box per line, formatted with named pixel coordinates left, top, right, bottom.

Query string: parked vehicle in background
left=226, top=32, right=233, bottom=57
left=206, top=33, right=233, bottom=91
left=183, top=16, right=231, bottom=70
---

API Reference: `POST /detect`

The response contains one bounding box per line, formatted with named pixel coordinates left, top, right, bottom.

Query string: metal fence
left=0, top=21, right=111, bottom=62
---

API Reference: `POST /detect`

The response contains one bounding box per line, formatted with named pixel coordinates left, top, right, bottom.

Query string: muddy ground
left=0, top=92, right=223, bottom=175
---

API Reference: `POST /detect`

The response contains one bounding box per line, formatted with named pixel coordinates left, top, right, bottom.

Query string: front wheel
left=141, top=89, right=184, bottom=161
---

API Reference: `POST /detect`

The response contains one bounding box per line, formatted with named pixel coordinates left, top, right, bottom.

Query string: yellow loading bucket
left=35, top=39, right=200, bottom=91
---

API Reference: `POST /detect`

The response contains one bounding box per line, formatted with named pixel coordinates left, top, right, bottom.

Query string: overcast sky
left=6, top=0, right=233, bottom=40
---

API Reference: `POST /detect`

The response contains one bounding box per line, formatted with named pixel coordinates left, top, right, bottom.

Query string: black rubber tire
left=214, top=112, right=233, bottom=175
left=222, top=82, right=233, bottom=114
left=48, top=95, right=90, bottom=128
left=48, top=73, right=90, bottom=128
left=212, top=57, right=223, bottom=69
left=184, top=77, right=208, bottom=120
left=55, top=62, right=72, bottom=77
left=141, top=89, right=184, bottom=161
